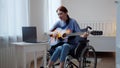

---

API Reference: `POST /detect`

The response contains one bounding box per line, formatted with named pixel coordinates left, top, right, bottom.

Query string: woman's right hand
left=52, top=32, right=58, bottom=37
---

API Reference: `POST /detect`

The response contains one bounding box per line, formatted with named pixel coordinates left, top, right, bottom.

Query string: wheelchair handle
left=86, top=26, right=92, bottom=30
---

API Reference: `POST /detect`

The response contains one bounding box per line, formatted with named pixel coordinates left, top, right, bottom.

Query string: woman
left=47, top=6, right=88, bottom=68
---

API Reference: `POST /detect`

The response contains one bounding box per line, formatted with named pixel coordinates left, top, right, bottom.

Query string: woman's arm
left=73, top=20, right=89, bottom=38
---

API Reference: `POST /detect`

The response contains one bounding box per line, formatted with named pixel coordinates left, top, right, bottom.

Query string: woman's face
left=57, top=10, right=68, bottom=21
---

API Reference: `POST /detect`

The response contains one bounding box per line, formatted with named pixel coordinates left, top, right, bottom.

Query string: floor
left=30, top=52, right=115, bottom=68
left=96, top=52, right=115, bottom=68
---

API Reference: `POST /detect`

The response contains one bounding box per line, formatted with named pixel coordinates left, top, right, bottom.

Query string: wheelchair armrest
left=74, top=40, right=89, bottom=59
left=79, top=40, right=89, bottom=43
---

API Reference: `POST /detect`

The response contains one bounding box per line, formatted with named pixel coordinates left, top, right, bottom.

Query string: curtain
left=48, top=0, right=61, bottom=30
left=43, top=0, right=61, bottom=33
left=0, top=0, right=29, bottom=47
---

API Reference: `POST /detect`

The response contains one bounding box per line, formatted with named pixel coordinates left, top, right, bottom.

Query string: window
left=48, top=0, right=61, bottom=30
left=0, top=0, right=29, bottom=46
left=43, top=0, right=61, bottom=32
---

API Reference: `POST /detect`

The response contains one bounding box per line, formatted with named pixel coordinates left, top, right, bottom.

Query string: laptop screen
left=22, top=26, right=37, bottom=43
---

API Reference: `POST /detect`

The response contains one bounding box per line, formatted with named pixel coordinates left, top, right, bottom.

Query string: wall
left=116, top=0, right=120, bottom=67
left=29, top=0, right=48, bottom=41
left=61, top=0, right=116, bottom=23
left=116, top=0, right=120, bottom=48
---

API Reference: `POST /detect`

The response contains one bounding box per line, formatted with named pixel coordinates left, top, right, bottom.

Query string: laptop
left=22, top=26, right=38, bottom=43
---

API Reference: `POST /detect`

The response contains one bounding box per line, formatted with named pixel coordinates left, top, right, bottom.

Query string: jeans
left=50, top=43, right=72, bottom=62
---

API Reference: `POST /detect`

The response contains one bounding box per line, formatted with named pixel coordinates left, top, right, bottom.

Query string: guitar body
left=49, top=28, right=69, bottom=45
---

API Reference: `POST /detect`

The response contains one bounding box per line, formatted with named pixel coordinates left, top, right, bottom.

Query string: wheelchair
left=46, top=39, right=97, bottom=68
left=46, top=26, right=102, bottom=68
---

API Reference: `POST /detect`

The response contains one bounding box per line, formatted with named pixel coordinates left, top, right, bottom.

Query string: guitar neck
left=66, top=30, right=103, bottom=37
left=67, top=32, right=85, bottom=37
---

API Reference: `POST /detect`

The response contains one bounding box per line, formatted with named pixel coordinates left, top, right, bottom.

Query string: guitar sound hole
left=62, top=33, right=67, bottom=37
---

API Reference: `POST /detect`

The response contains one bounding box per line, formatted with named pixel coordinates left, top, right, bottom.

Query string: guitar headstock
left=90, top=30, right=103, bottom=35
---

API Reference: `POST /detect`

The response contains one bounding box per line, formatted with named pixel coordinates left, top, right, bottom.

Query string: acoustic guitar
left=49, top=28, right=103, bottom=45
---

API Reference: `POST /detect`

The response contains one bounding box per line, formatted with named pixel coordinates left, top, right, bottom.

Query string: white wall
left=116, top=0, right=120, bottom=67
left=116, top=0, right=120, bottom=48
left=29, top=0, right=48, bottom=41
left=62, top=0, right=116, bottom=23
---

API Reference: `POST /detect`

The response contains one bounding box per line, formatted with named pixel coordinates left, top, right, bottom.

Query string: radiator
left=0, top=46, right=17, bottom=68
left=78, top=21, right=116, bottom=36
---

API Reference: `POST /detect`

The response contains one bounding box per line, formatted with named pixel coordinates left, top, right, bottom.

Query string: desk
left=12, top=42, right=48, bottom=68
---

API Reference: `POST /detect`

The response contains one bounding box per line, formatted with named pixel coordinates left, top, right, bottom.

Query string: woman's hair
left=56, top=6, right=68, bottom=13
left=56, top=6, right=70, bottom=24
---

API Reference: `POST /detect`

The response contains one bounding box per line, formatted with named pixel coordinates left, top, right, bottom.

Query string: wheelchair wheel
left=79, top=46, right=97, bottom=68
left=66, top=64, right=74, bottom=68
left=64, top=56, right=74, bottom=68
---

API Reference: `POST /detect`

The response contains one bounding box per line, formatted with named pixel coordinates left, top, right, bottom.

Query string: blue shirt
left=50, top=18, right=86, bottom=47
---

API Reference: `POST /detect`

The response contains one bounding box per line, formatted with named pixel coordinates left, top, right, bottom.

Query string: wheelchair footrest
left=85, top=60, right=91, bottom=64
left=54, top=63, right=60, bottom=66
left=84, top=60, right=91, bottom=67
